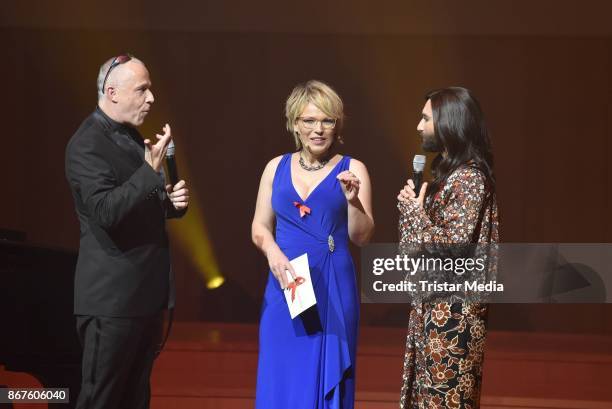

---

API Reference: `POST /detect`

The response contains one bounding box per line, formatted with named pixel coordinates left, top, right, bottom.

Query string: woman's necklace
left=299, top=151, right=329, bottom=171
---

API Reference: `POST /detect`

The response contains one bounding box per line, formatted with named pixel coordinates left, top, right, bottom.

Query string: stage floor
left=151, top=323, right=612, bottom=409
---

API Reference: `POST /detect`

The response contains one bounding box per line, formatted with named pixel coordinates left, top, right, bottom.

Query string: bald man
left=65, top=54, right=189, bottom=409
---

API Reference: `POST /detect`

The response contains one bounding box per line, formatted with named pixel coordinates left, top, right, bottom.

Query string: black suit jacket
left=65, top=108, right=185, bottom=317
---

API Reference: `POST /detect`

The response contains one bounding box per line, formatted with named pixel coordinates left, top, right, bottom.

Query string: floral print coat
left=397, top=165, right=499, bottom=409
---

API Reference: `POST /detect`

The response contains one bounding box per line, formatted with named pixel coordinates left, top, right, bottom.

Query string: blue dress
left=256, top=153, right=359, bottom=409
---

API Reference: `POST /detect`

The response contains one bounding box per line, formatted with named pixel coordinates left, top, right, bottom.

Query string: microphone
left=412, top=155, right=426, bottom=198
left=165, top=140, right=179, bottom=187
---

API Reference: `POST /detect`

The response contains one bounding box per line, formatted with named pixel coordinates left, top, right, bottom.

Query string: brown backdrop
left=1, top=0, right=611, bottom=333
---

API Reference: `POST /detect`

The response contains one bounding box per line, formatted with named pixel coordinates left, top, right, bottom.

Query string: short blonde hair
left=285, top=80, right=345, bottom=149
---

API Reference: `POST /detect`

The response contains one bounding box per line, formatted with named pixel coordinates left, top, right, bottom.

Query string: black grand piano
left=0, top=230, right=81, bottom=408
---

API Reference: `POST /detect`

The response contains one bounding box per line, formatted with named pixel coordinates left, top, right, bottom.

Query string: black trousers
left=75, top=313, right=163, bottom=409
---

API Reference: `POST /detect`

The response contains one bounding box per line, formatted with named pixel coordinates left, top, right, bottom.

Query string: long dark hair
left=425, top=87, right=495, bottom=200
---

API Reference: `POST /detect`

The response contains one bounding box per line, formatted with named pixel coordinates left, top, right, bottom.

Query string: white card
left=284, top=253, right=317, bottom=319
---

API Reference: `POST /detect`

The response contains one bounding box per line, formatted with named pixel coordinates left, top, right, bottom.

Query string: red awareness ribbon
left=293, top=201, right=311, bottom=218
left=287, top=276, right=306, bottom=302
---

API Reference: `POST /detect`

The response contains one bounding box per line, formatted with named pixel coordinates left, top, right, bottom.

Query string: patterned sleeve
left=397, top=167, right=487, bottom=245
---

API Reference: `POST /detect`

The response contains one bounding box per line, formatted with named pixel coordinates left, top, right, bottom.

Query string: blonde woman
left=252, top=80, right=374, bottom=408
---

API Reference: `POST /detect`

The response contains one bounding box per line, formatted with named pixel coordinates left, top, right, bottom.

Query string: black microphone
left=412, top=155, right=426, bottom=198
left=165, top=140, right=179, bottom=187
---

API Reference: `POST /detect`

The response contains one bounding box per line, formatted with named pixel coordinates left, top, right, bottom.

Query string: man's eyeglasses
left=101, top=54, right=133, bottom=93
left=298, top=117, right=337, bottom=130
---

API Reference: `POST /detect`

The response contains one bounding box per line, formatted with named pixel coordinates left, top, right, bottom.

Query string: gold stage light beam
left=164, top=144, right=225, bottom=290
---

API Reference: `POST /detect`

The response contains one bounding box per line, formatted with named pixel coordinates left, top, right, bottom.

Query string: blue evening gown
left=255, top=153, right=359, bottom=409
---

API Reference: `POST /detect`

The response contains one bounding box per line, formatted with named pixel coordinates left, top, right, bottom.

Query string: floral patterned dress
left=397, top=165, right=499, bottom=409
